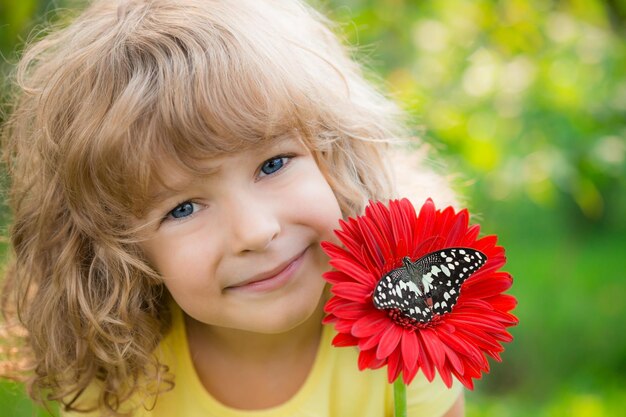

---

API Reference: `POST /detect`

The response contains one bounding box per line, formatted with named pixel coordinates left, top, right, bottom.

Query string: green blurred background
left=1, top=0, right=625, bottom=416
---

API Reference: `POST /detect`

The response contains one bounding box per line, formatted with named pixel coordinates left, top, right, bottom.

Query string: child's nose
left=226, top=195, right=281, bottom=253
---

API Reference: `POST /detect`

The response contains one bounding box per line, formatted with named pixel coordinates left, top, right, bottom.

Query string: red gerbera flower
left=321, top=198, right=518, bottom=389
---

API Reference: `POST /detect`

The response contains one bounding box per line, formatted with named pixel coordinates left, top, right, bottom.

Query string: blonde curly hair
left=0, top=0, right=419, bottom=415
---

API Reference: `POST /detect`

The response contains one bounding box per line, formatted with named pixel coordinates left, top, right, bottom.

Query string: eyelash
left=162, top=153, right=295, bottom=223
left=257, top=153, right=294, bottom=179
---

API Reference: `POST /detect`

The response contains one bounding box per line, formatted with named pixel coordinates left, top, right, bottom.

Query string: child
left=1, top=0, right=463, bottom=415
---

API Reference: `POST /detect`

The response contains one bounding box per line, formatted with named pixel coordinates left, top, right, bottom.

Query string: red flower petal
left=416, top=331, right=436, bottom=382
left=358, top=332, right=383, bottom=351
left=330, top=301, right=374, bottom=320
left=322, top=270, right=352, bottom=285
left=413, top=199, right=436, bottom=250
left=473, top=235, right=499, bottom=252
left=484, top=294, right=518, bottom=312
left=327, top=258, right=376, bottom=286
left=358, top=348, right=379, bottom=370
left=330, top=282, right=372, bottom=302
left=419, top=328, right=447, bottom=374
left=352, top=314, right=390, bottom=338
left=444, top=209, right=469, bottom=247
left=462, top=224, right=481, bottom=245
left=365, top=202, right=394, bottom=246
left=442, top=342, right=465, bottom=376
left=435, top=327, right=484, bottom=365
left=387, top=349, right=404, bottom=383
left=447, top=314, right=508, bottom=334
left=401, top=361, right=421, bottom=385
left=363, top=214, right=395, bottom=267
left=358, top=245, right=384, bottom=281
left=463, top=272, right=513, bottom=297
left=388, top=202, right=407, bottom=251
left=455, top=326, right=504, bottom=353
left=334, top=318, right=357, bottom=334
left=400, top=331, right=419, bottom=372
left=376, top=324, right=403, bottom=360
left=357, top=218, right=387, bottom=270
left=323, top=295, right=345, bottom=312
left=333, top=229, right=364, bottom=258
left=332, top=332, right=359, bottom=347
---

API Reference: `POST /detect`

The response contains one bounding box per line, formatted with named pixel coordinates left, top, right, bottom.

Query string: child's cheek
left=292, top=161, right=343, bottom=244
left=141, top=224, right=221, bottom=286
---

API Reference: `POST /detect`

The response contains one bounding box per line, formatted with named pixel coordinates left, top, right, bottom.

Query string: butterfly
left=372, top=248, right=487, bottom=323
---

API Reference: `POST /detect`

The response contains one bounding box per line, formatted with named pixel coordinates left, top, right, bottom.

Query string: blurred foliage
left=324, top=0, right=626, bottom=231
left=0, top=1, right=38, bottom=51
left=1, top=0, right=626, bottom=416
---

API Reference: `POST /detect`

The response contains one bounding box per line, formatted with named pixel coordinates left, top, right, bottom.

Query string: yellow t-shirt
left=64, top=307, right=462, bottom=417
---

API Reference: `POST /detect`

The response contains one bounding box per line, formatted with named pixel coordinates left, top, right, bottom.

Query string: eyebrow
left=148, top=187, right=187, bottom=208
left=147, top=165, right=221, bottom=208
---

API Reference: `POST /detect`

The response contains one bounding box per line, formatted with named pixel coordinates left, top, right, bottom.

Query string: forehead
left=145, top=133, right=304, bottom=202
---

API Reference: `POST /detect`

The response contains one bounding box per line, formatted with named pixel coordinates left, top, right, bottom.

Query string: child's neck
left=184, top=301, right=325, bottom=410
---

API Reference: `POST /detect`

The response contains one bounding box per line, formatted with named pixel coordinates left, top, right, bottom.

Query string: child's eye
left=166, top=201, right=200, bottom=221
left=259, top=155, right=292, bottom=177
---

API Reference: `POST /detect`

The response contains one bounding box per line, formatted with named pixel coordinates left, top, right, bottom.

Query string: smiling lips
left=226, top=248, right=308, bottom=292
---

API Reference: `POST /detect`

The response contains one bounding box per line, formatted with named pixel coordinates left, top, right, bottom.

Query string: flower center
left=388, top=309, right=420, bottom=329
left=387, top=308, right=441, bottom=329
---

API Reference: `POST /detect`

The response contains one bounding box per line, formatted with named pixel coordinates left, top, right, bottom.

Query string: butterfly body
left=372, top=248, right=486, bottom=323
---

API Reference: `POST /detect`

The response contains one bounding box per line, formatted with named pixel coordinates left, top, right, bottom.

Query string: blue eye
left=260, top=156, right=289, bottom=176
left=168, top=202, right=196, bottom=219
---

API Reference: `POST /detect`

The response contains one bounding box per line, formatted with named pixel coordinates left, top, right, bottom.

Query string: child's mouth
left=225, top=247, right=308, bottom=292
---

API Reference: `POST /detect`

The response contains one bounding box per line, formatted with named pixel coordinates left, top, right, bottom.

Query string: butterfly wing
left=373, top=266, right=432, bottom=322
left=415, top=248, right=487, bottom=315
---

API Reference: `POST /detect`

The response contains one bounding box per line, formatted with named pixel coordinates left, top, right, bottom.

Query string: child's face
left=139, top=136, right=342, bottom=334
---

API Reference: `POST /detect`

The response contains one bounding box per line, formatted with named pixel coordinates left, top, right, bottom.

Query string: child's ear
left=390, top=143, right=460, bottom=210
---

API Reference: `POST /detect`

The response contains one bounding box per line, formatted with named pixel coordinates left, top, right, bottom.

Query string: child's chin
left=243, top=299, right=324, bottom=335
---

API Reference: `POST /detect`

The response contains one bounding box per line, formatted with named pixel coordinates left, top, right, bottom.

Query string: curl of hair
left=1, top=0, right=419, bottom=414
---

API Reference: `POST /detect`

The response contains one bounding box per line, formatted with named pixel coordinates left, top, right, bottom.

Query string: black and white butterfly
left=372, top=248, right=486, bottom=323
